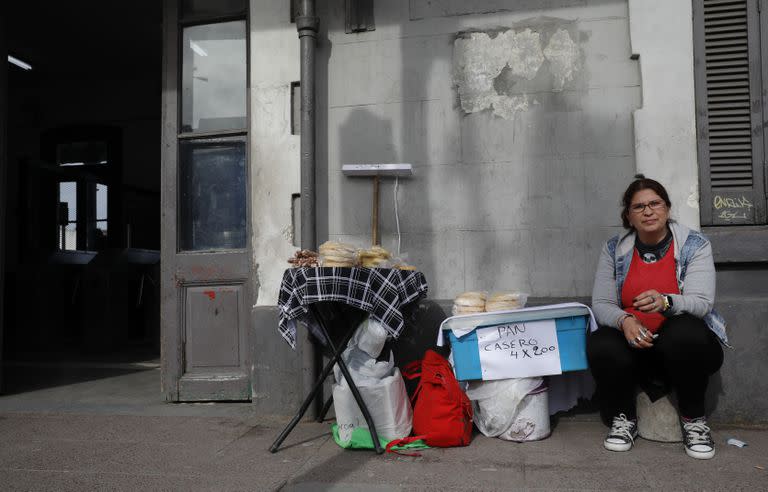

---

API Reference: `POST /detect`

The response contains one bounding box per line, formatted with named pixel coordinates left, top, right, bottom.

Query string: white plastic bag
left=333, top=365, right=412, bottom=442
left=465, top=377, right=551, bottom=441
left=333, top=347, right=395, bottom=387
left=499, top=385, right=550, bottom=441
left=332, top=320, right=412, bottom=443
left=350, top=317, right=388, bottom=358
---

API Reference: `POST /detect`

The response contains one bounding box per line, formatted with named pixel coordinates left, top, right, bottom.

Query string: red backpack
left=387, top=349, right=473, bottom=453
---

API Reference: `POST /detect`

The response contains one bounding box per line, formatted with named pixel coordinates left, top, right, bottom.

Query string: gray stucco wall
left=254, top=0, right=640, bottom=416
left=317, top=0, right=641, bottom=300
left=251, top=307, right=314, bottom=414
left=249, top=0, right=767, bottom=424
left=708, top=268, right=768, bottom=424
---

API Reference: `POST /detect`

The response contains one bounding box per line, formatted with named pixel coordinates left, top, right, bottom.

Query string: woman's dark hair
left=621, top=174, right=672, bottom=229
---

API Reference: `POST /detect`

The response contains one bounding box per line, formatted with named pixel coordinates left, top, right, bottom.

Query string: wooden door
left=160, top=0, right=252, bottom=401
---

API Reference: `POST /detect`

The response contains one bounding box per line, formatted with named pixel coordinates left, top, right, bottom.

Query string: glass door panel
left=179, top=137, right=246, bottom=251
left=181, top=21, right=247, bottom=133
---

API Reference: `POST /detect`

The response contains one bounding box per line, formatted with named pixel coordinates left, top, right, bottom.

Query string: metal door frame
left=0, top=7, right=8, bottom=391
left=160, top=0, right=180, bottom=402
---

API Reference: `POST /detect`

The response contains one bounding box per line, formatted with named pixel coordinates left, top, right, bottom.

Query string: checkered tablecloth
left=278, top=267, right=429, bottom=348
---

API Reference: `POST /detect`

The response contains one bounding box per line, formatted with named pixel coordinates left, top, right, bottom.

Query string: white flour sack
left=332, top=322, right=412, bottom=443
left=465, top=377, right=551, bottom=442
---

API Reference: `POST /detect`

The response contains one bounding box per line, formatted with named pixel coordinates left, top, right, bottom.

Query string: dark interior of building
left=2, top=1, right=162, bottom=393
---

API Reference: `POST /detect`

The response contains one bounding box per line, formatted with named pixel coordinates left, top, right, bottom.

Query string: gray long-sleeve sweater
left=591, top=220, right=717, bottom=330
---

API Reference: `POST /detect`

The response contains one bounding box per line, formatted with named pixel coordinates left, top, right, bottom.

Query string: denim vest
left=606, top=229, right=729, bottom=345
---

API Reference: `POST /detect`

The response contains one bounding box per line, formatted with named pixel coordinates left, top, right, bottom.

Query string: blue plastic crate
left=445, top=311, right=589, bottom=381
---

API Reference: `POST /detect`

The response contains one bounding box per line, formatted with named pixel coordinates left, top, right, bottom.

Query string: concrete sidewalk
left=0, top=366, right=766, bottom=491
left=1, top=410, right=766, bottom=491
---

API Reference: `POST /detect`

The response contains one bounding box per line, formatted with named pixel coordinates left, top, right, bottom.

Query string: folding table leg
left=268, top=319, right=357, bottom=453
left=314, top=309, right=384, bottom=454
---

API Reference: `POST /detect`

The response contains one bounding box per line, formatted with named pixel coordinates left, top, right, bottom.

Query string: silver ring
left=629, top=339, right=637, bottom=347
left=635, top=336, right=642, bottom=343
left=639, top=328, right=648, bottom=338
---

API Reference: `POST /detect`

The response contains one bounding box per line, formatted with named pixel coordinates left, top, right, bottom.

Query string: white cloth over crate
left=436, top=302, right=598, bottom=346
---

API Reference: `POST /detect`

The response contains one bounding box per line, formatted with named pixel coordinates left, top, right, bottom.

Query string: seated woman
left=588, top=175, right=727, bottom=460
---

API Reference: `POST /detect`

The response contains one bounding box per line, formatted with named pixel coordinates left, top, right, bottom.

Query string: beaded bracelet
left=617, top=313, right=634, bottom=330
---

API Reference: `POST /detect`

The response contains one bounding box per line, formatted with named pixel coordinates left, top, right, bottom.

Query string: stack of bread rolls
left=358, top=246, right=391, bottom=268
left=485, top=292, right=525, bottom=312
left=453, top=291, right=487, bottom=315
left=319, top=241, right=358, bottom=267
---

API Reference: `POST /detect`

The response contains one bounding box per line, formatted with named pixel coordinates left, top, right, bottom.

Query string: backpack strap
left=409, top=379, right=426, bottom=405
left=402, top=359, right=425, bottom=405
left=401, top=359, right=422, bottom=380
left=385, top=435, right=427, bottom=457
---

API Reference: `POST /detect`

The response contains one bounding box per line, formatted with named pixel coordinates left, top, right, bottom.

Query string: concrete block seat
left=636, top=390, right=682, bottom=442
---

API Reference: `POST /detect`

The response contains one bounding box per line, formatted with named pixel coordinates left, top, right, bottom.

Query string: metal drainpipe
left=296, top=0, right=320, bottom=417
left=297, top=0, right=318, bottom=251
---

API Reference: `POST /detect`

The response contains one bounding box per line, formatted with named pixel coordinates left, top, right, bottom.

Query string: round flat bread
left=485, top=302, right=521, bottom=312
left=486, top=300, right=521, bottom=307
left=453, top=291, right=487, bottom=308
left=454, top=307, right=486, bottom=314
left=322, top=260, right=355, bottom=267
left=319, top=241, right=357, bottom=253
left=455, top=291, right=487, bottom=300
left=322, top=253, right=357, bottom=262
left=320, top=250, right=356, bottom=260
left=359, top=256, right=388, bottom=262
left=360, top=246, right=391, bottom=259
left=488, top=292, right=523, bottom=302
left=320, top=248, right=357, bottom=256
left=361, top=259, right=388, bottom=268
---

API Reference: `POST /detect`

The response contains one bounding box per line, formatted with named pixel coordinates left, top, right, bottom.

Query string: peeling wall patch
left=454, top=26, right=580, bottom=119
left=492, top=95, right=529, bottom=120
left=454, top=29, right=543, bottom=119
left=543, top=29, right=580, bottom=91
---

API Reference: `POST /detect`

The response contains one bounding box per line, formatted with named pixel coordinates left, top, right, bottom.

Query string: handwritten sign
left=713, top=194, right=754, bottom=224
left=476, top=319, right=562, bottom=379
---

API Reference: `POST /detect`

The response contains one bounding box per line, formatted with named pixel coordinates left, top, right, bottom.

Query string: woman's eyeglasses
left=630, top=199, right=665, bottom=214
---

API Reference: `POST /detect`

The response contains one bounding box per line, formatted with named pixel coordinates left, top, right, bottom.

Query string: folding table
left=270, top=267, right=429, bottom=454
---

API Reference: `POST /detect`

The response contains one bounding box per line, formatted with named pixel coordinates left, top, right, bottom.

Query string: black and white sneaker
left=604, top=414, right=638, bottom=452
left=681, top=417, right=715, bottom=460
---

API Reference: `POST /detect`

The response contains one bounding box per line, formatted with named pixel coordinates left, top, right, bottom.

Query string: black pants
left=587, top=313, right=723, bottom=422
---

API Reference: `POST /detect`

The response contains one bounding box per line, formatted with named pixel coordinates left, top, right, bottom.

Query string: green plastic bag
left=331, top=423, right=429, bottom=454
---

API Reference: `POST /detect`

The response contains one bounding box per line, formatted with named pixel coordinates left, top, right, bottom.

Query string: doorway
left=1, top=1, right=163, bottom=395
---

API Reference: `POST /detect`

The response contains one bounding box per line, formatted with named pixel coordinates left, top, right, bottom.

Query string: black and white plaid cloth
left=278, top=267, right=429, bottom=348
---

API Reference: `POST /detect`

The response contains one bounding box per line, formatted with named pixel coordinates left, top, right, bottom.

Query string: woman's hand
left=633, top=289, right=665, bottom=313
left=621, top=316, right=654, bottom=349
